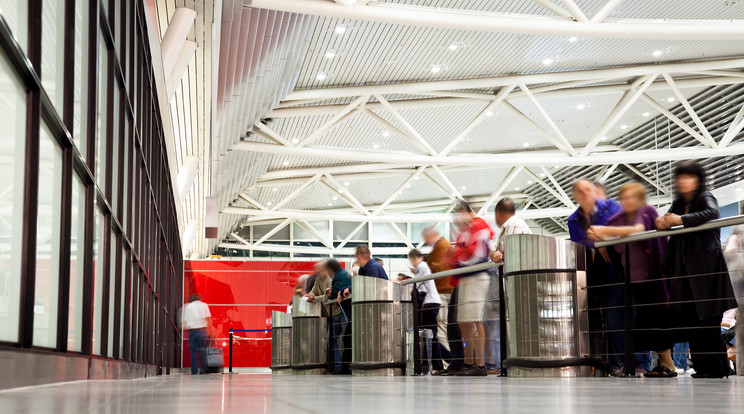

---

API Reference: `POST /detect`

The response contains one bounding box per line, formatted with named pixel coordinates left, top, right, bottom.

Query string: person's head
left=354, top=244, right=371, bottom=266
left=674, top=161, right=706, bottom=199
left=324, top=259, right=343, bottom=277
left=396, top=273, right=410, bottom=283
left=374, top=257, right=384, bottom=267
left=351, top=261, right=360, bottom=276
left=189, top=294, right=202, bottom=303
left=454, top=199, right=475, bottom=229
left=593, top=181, right=607, bottom=201
left=617, top=182, right=647, bottom=215
left=407, top=249, right=425, bottom=267
left=314, top=260, right=329, bottom=279
left=298, top=274, right=309, bottom=289
left=494, top=197, right=516, bottom=227
left=293, top=285, right=303, bottom=297
left=421, top=225, right=440, bottom=246
left=572, top=178, right=597, bottom=212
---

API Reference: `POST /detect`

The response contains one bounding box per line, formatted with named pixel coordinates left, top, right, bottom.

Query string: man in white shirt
left=490, top=198, right=532, bottom=263
left=183, top=294, right=212, bottom=374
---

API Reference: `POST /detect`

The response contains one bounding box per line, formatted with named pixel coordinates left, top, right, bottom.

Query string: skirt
left=456, top=272, right=490, bottom=323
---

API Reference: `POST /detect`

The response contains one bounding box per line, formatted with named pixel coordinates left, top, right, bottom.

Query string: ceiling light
left=527, top=180, right=533, bottom=185
left=328, top=203, right=333, bottom=206
left=382, top=131, right=390, bottom=137
left=282, top=161, right=289, bottom=166
left=576, top=104, right=585, bottom=110
left=414, top=176, right=420, bottom=180
left=372, top=143, right=380, bottom=149
left=652, top=50, right=663, bottom=57
left=515, top=187, right=521, bottom=191
left=332, top=196, right=338, bottom=200
left=290, top=138, right=299, bottom=144
left=642, top=112, right=650, bottom=117
left=539, top=173, right=546, bottom=178
left=460, top=186, right=466, bottom=190
left=316, top=72, right=327, bottom=81
left=405, top=184, right=411, bottom=188
left=324, top=50, right=336, bottom=59
left=568, top=36, right=578, bottom=42
left=619, top=124, right=628, bottom=130
left=522, top=142, right=530, bottom=148
left=343, top=181, right=350, bottom=186
left=667, top=97, right=675, bottom=102
left=430, top=65, right=442, bottom=74
left=486, top=111, right=493, bottom=117
left=542, top=58, right=554, bottom=65
left=272, top=187, right=278, bottom=192
left=600, top=136, right=608, bottom=141
left=267, top=201, right=273, bottom=206
left=448, top=43, right=458, bottom=51
left=334, top=25, right=346, bottom=35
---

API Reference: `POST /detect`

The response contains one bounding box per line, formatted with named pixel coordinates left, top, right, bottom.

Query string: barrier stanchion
left=229, top=329, right=234, bottom=374
left=623, top=243, right=634, bottom=377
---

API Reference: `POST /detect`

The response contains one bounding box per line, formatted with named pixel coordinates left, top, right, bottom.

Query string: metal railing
left=400, top=261, right=503, bottom=286
left=595, top=214, right=744, bottom=248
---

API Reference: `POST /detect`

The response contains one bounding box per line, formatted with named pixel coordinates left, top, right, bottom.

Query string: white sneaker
left=675, top=368, right=685, bottom=375
left=685, top=368, right=696, bottom=375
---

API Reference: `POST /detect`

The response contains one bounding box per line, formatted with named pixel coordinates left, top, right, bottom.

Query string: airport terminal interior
left=1, top=0, right=744, bottom=412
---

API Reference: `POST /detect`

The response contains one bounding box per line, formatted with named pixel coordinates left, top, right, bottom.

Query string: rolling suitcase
left=205, top=346, right=224, bottom=373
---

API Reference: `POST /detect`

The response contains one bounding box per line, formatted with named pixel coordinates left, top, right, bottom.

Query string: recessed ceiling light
left=324, top=50, right=336, bottom=59
left=405, top=184, right=411, bottom=188
left=316, top=72, right=327, bottom=81
left=568, top=36, right=578, bottom=42
left=460, top=186, right=467, bottom=190
left=290, top=138, right=299, bottom=144
left=282, top=161, right=289, bottom=166
left=328, top=203, right=333, bottom=206
left=542, top=58, right=554, bottom=65
left=267, top=201, right=273, bottom=206
left=343, top=181, right=350, bottom=186
left=652, top=50, right=663, bottom=57
left=382, top=131, right=390, bottom=137
left=527, top=180, right=533, bottom=184
left=448, top=43, right=458, bottom=51
left=414, top=176, right=420, bottom=180
left=272, top=187, right=278, bottom=192
left=600, top=136, right=608, bottom=141
left=430, top=65, right=442, bottom=74
left=642, top=112, right=650, bottom=117
left=620, top=125, right=628, bottom=130
left=667, top=97, right=675, bottom=102
left=539, top=173, right=546, bottom=178
left=332, top=196, right=338, bottom=200
left=515, top=187, right=521, bottom=191
left=372, top=143, right=380, bottom=149
left=522, top=142, right=530, bottom=148
left=576, top=104, right=585, bottom=110
left=486, top=111, right=493, bottom=117
left=334, top=25, right=346, bottom=35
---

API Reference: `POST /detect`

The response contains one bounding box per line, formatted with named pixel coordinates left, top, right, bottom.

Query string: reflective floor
left=1, top=373, right=742, bottom=414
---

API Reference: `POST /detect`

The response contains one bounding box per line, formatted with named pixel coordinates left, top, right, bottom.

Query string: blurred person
left=486, top=198, right=532, bottom=374
left=304, top=261, right=345, bottom=373
left=326, top=259, right=353, bottom=374
left=723, top=224, right=744, bottom=308
left=298, top=274, right=311, bottom=294
left=409, top=249, right=443, bottom=374
left=656, top=161, right=737, bottom=378
left=355, top=244, right=388, bottom=280
left=594, top=181, right=608, bottom=201
left=396, top=273, right=411, bottom=283
left=374, top=257, right=385, bottom=267
left=588, top=183, right=676, bottom=377
left=450, top=200, right=493, bottom=376
left=351, top=261, right=361, bottom=276
left=422, top=226, right=461, bottom=374
left=569, top=178, right=626, bottom=373
left=183, top=294, right=213, bottom=375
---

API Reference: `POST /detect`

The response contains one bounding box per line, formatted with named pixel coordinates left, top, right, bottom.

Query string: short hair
left=421, top=225, right=439, bottom=237
left=593, top=181, right=606, bottom=191
left=374, top=257, right=384, bottom=266
left=355, top=244, right=371, bottom=257
left=325, top=259, right=343, bottom=273
left=189, top=294, right=202, bottom=302
left=455, top=199, right=473, bottom=213
left=572, top=178, right=593, bottom=192
left=407, top=249, right=424, bottom=259
left=618, top=182, right=646, bottom=202
left=674, top=161, right=706, bottom=189
left=495, top=198, right=516, bottom=214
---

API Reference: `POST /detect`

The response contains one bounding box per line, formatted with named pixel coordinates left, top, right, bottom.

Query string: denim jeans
left=331, top=313, right=348, bottom=372
left=673, top=342, right=689, bottom=371
left=189, top=329, right=208, bottom=374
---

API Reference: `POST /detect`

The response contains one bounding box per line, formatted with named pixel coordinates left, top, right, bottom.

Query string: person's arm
left=681, top=192, right=720, bottom=227
left=569, top=219, right=595, bottom=248
left=588, top=224, right=646, bottom=241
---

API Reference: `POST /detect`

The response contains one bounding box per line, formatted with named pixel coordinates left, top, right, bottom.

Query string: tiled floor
left=1, top=373, right=742, bottom=413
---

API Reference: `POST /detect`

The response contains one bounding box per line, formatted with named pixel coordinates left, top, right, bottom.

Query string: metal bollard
left=271, top=312, right=293, bottom=375
left=291, top=297, right=327, bottom=375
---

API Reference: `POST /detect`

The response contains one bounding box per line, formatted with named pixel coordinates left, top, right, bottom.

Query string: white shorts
left=456, top=272, right=490, bottom=323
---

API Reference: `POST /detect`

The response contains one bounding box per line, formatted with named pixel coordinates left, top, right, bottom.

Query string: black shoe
left=691, top=372, right=728, bottom=379
left=439, top=365, right=466, bottom=376
left=456, top=365, right=488, bottom=377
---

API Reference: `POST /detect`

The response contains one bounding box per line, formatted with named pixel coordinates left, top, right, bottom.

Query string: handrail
left=594, top=213, right=744, bottom=248
left=400, top=261, right=503, bottom=286
left=322, top=295, right=351, bottom=306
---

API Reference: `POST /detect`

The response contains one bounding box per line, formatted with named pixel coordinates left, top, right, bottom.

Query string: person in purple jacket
left=588, top=182, right=676, bottom=377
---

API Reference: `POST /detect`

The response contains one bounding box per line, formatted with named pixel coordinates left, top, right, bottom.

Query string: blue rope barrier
left=231, top=329, right=271, bottom=333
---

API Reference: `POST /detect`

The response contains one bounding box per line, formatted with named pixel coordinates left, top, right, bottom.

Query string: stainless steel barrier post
left=271, top=311, right=292, bottom=375
left=291, top=298, right=327, bottom=375
left=623, top=243, right=634, bottom=377
left=229, top=329, right=233, bottom=374
left=502, top=234, right=600, bottom=377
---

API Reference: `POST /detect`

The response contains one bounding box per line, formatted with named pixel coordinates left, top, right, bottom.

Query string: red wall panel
left=183, top=260, right=317, bottom=368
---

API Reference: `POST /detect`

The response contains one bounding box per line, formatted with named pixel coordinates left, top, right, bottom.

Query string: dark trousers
left=188, top=328, right=207, bottom=374
left=447, top=287, right=465, bottom=369
left=687, top=317, right=730, bottom=376
left=341, top=302, right=352, bottom=372
left=420, top=303, right=443, bottom=371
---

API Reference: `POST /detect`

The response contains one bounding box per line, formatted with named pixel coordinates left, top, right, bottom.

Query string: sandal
left=644, top=366, right=678, bottom=378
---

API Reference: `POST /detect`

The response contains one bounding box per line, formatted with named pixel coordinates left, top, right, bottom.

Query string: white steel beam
left=373, top=167, right=429, bottom=215
left=424, top=172, right=460, bottom=200
left=295, top=220, right=334, bottom=249
left=177, top=156, right=199, bottom=203
left=247, top=0, right=744, bottom=40
left=590, top=0, right=623, bottom=23
left=270, top=76, right=744, bottom=117
left=254, top=218, right=293, bottom=246
left=429, top=165, right=461, bottom=200
left=363, top=109, right=431, bottom=154
left=623, top=163, right=671, bottom=196
left=297, top=95, right=369, bottom=147
left=720, top=104, right=744, bottom=147
left=440, top=85, right=516, bottom=156
left=319, top=180, right=370, bottom=215
left=518, top=84, right=578, bottom=156
left=374, top=94, right=438, bottom=156
left=234, top=141, right=744, bottom=168
left=477, top=166, right=524, bottom=215
left=254, top=122, right=293, bottom=147
left=532, top=0, right=571, bottom=18
left=238, top=194, right=268, bottom=210
left=640, top=93, right=711, bottom=147
left=598, top=164, right=619, bottom=183
left=335, top=221, right=367, bottom=250
left=538, top=166, right=575, bottom=207
left=230, top=232, right=252, bottom=247
left=160, top=7, right=196, bottom=76
left=525, top=168, right=574, bottom=208
left=581, top=74, right=658, bottom=156
left=661, top=73, right=717, bottom=148
left=501, top=100, right=574, bottom=156
left=271, top=173, right=323, bottom=211
left=559, top=0, right=589, bottom=22
left=384, top=223, right=415, bottom=249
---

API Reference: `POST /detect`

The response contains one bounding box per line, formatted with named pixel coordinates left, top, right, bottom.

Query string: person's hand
left=598, top=247, right=611, bottom=262
left=587, top=226, right=606, bottom=241
left=325, top=288, right=332, bottom=298
left=303, top=294, right=314, bottom=303
left=337, top=292, right=343, bottom=304
left=409, top=268, right=416, bottom=274
left=663, top=213, right=683, bottom=227
left=490, top=251, right=504, bottom=263
left=655, top=216, right=668, bottom=230
left=343, top=288, right=351, bottom=298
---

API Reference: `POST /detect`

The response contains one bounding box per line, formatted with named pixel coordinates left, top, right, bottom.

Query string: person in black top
left=656, top=161, right=738, bottom=378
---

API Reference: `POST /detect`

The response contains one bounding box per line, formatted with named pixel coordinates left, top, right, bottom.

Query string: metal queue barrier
left=270, top=311, right=293, bottom=375
left=501, top=234, right=599, bottom=377
left=290, top=296, right=327, bottom=375
left=351, top=276, right=413, bottom=376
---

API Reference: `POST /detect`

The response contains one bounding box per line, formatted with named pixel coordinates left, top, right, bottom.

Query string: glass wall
left=0, top=1, right=183, bottom=370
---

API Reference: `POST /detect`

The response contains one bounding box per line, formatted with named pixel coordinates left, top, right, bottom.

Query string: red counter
left=183, top=260, right=317, bottom=368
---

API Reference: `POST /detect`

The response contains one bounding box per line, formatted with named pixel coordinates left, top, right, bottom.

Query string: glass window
left=33, top=124, right=63, bottom=348
left=68, top=173, right=86, bottom=351
left=72, top=0, right=90, bottom=156
left=119, top=249, right=127, bottom=358
left=122, top=119, right=130, bottom=230
left=0, top=50, right=27, bottom=344
left=96, top=36, right=108, bottom=187
left=0, top=1, right=28, bottom=53
left=108, top=231, right=117, bottom=357
left=41, top=0, right=66, bottom=114
left=92, top=207, right=105, bottom=355
left=111, top=86, right=119, bottom=213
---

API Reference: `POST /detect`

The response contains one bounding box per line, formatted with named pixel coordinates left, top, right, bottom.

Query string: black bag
left=205, top=346, right=224, bottom=373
